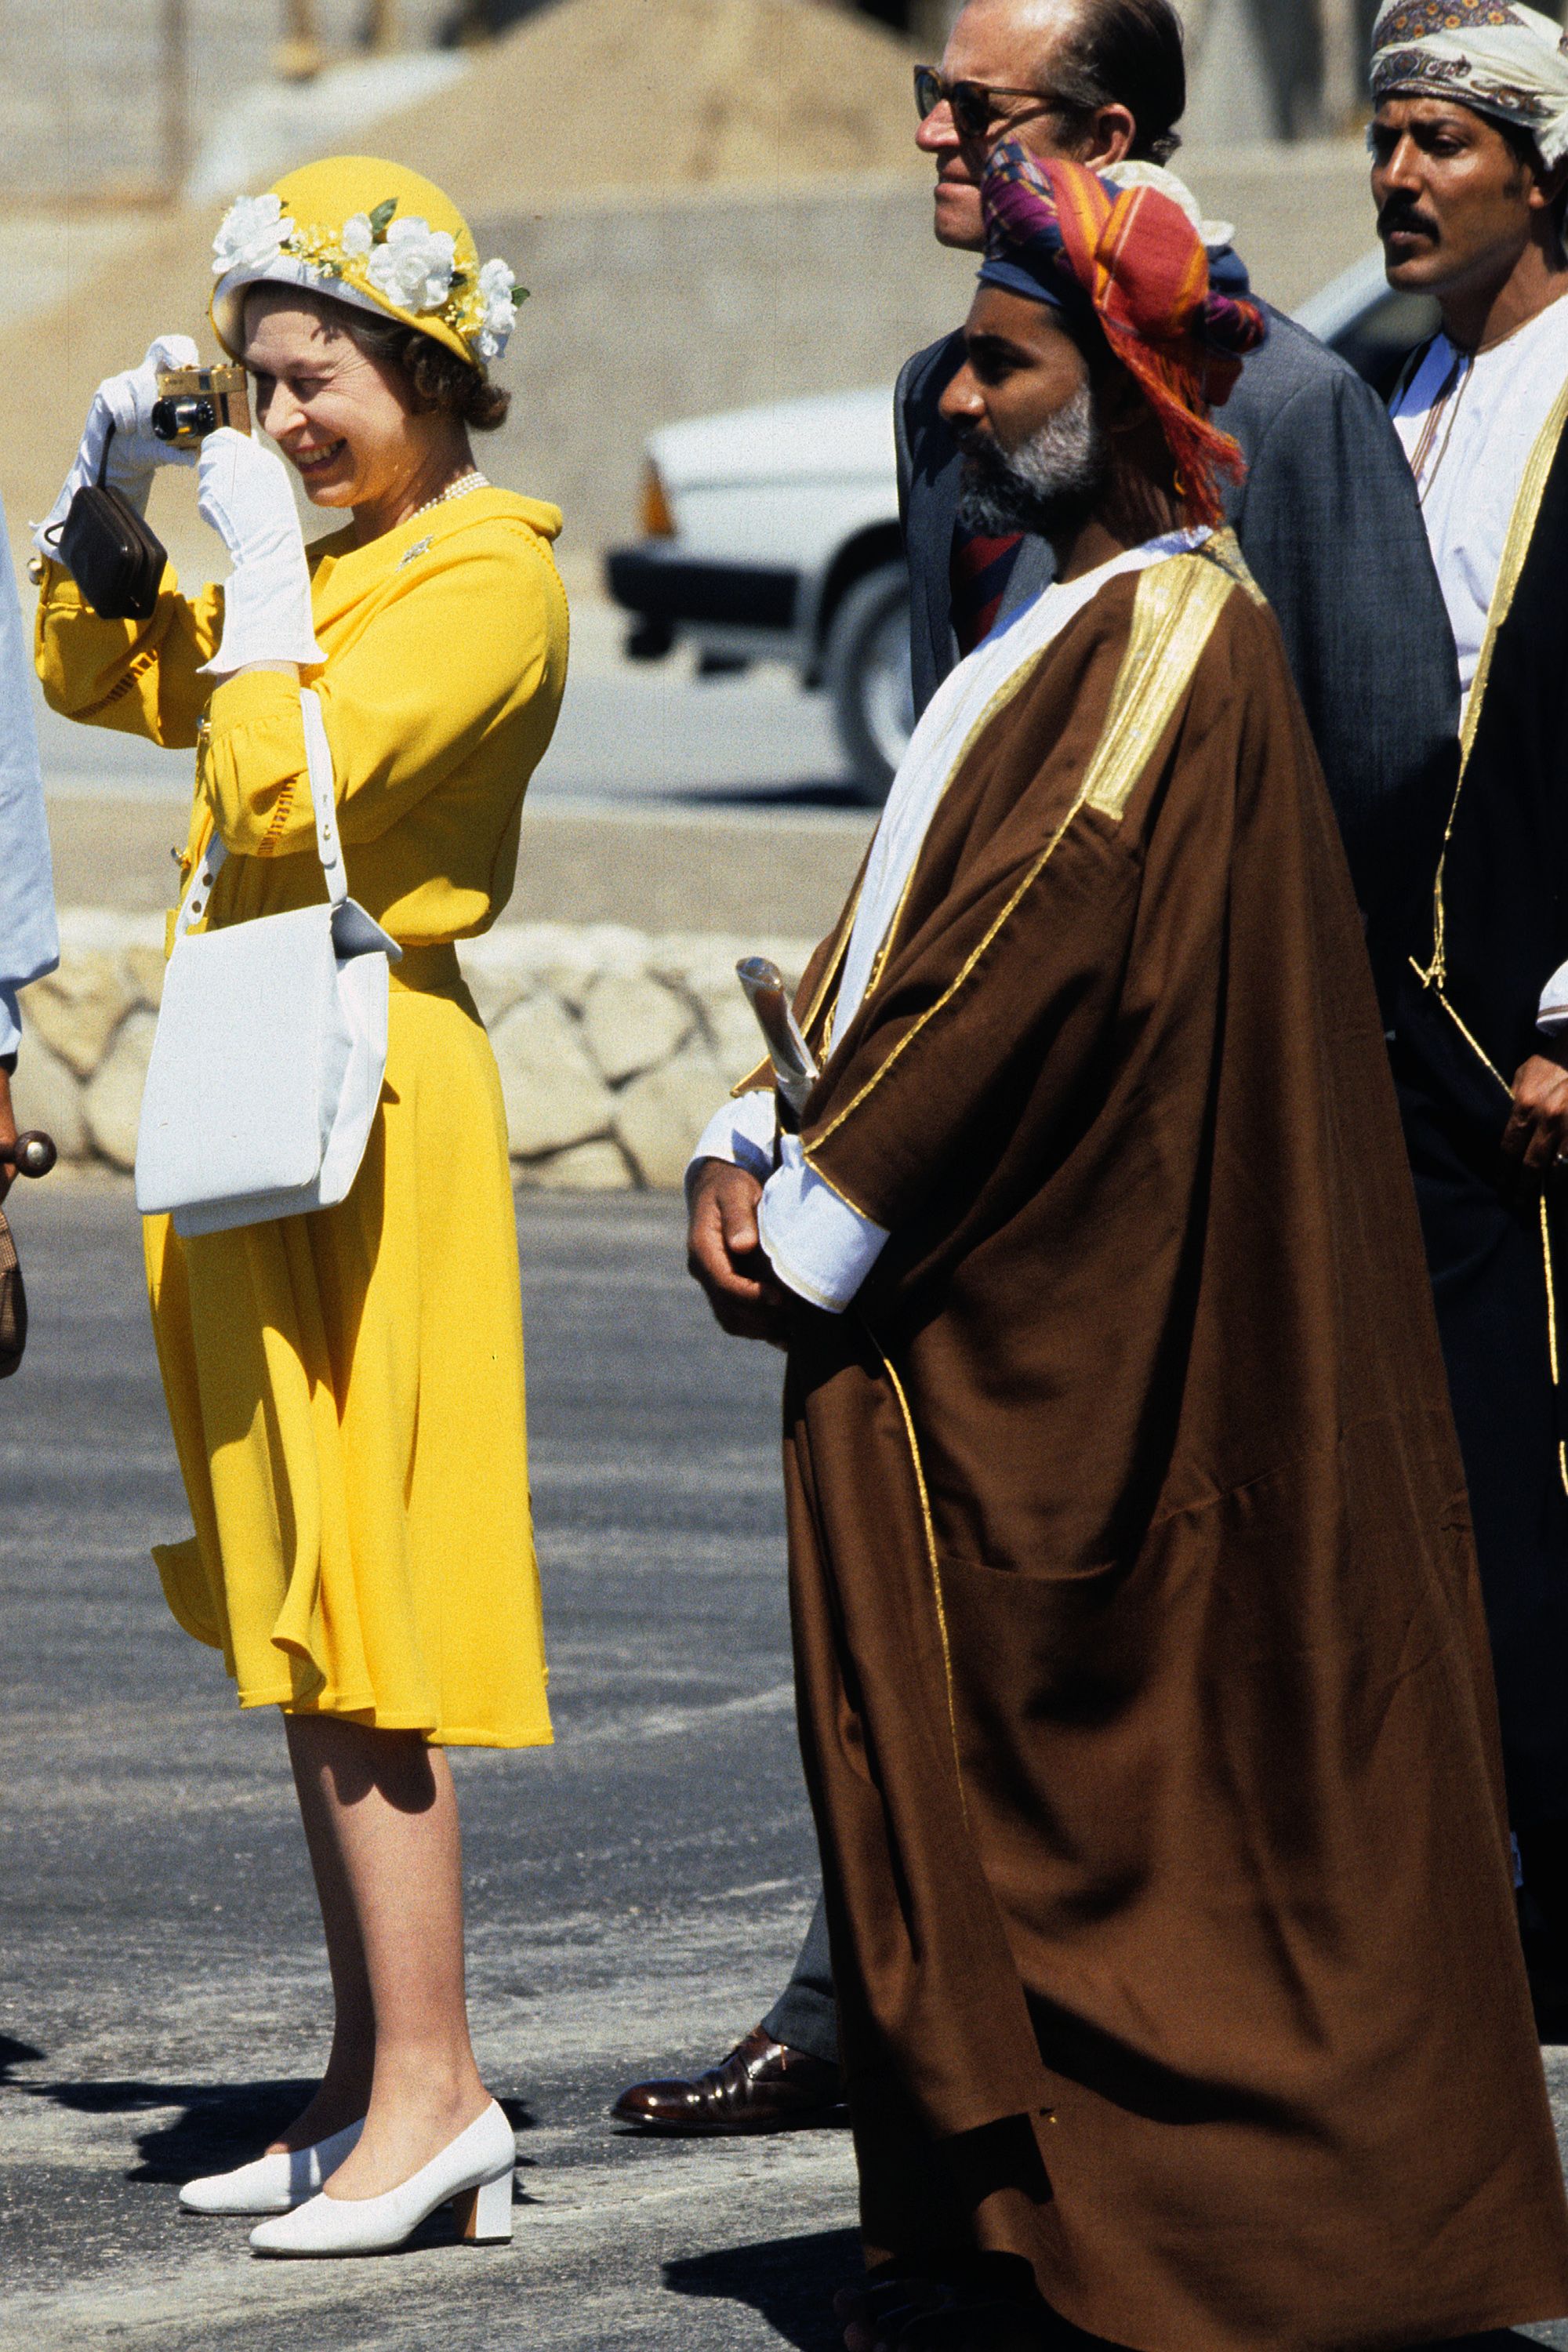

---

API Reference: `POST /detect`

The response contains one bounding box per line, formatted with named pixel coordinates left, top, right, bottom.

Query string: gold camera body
left=151, top=365, right=250, bottom=448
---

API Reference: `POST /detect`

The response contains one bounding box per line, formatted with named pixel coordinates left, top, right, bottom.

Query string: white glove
left=198, top=429, right=325, bottom=674
left=33, top=334, right=201, bottom=560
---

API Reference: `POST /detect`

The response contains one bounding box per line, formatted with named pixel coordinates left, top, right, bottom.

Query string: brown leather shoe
left=612, top=2024, right=843, bottom=2135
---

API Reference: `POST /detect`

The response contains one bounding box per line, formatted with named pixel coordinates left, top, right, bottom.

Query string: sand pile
left=3, top=0, right=924, bottom=543
left=368, top=0, right=926, bottom=212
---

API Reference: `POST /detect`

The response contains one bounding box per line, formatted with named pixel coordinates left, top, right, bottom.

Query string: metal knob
left=0, top=1131, right=58, bottom=1179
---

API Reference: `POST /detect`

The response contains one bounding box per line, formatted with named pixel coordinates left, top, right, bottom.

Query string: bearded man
left=1371, top=0, right=1568, bottom=1998
left=898, top=0, right=1456, bottom=924
left=615, top=0, right=1464, bottom=2141
left=681, top=147, right=1568, bottom=2352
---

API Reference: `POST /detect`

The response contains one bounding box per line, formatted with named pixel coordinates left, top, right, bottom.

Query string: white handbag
left=135, top=686, right=401, bottom=1238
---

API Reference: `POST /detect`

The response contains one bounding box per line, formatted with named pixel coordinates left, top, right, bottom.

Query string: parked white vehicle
left=604, top=252, right=1437, bottom=802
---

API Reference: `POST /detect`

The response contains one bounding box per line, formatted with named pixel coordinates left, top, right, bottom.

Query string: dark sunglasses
left=913, top=64, right=1063, bottom=140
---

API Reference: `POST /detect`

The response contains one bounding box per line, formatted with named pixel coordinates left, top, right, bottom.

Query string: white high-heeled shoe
left=248, top=2100, right=515, bottom=2256
left=180, top=2118, right=365, bottom=2215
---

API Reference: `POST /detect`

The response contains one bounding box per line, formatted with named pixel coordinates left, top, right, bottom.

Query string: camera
left=151, top=365, right=250, bottom=448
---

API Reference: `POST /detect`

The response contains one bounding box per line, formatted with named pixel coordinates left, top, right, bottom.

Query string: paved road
left=0, top=1182, right=853, bottom=2350
left=3, top=1185, right=1568, bottom=2352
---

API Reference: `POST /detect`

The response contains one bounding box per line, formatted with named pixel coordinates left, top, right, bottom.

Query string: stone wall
left=12, top=913, right=816, bottom=1192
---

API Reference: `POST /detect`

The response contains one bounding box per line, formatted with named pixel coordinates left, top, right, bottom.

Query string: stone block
left=701, top=992, right=772, bottom=1086
left=464, top=963, right=531, bottom=1030
left=25, top=953, right=133, bottom=1078
left=83, top=1008, right=158, bottom=1171
left=120, top=944, right=166, bottom=1012
left=9, top=1033, right=87, bottom=1161
left=490, top=993, right=614, bottom=1159
left=615, top=1044, right=727, bottom=1191
left=579, top=971, right=692, bottom=1085
left=516, top=1139, right=637, bottom=1192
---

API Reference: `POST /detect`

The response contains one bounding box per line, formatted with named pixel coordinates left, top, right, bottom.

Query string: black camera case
left=49, top=424, right=167, bottom=623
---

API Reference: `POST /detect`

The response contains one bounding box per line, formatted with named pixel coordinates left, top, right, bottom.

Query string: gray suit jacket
left=895, top=299, right=1460, bottom=927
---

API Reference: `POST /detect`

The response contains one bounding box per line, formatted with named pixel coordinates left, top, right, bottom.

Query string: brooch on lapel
left=397, top=535, right=434, bottom=570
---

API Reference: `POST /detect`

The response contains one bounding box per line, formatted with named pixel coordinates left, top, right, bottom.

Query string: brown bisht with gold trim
left=771, top=538, right=1568, bottom=2350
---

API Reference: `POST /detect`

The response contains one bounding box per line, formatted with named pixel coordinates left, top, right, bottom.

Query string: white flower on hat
left=212, top=191, right=295, bottom=278
left=474, top=257, right=519, bottom=361
left=365, top=216, right=456, bottom=314
left=340, top=212, right=375, bottom=260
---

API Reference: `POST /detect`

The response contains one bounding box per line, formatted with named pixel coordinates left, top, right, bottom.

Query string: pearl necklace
left=405, top=470, right=489, bottom=527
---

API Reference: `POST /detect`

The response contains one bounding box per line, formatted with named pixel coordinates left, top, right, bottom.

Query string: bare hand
left=1504, top=1053, right=1568, bottom=1173
left=0, top=1066, right=16, bottom=1207
left=686, top=1160, right=791, bottom=1347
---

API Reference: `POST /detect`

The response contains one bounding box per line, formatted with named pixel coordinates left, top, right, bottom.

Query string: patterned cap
left=1370, top=1, right=1568, bottom=163
left=978, top=146, right=1268, bottom=528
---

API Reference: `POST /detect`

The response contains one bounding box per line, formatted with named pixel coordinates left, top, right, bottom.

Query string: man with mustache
left=1370, top=0, right=1568, bottom=2003
left=616, top=0, right=1461, bottom=2142
left=682, top=146, right=1568, bottom=2352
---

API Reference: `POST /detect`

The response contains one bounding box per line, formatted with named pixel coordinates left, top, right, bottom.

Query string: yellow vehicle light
left=641, top=463, right=677, bottom=539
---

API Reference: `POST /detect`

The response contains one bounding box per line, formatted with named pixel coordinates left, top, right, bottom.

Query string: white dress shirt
left=1391, top=294, right=1568, bottom=705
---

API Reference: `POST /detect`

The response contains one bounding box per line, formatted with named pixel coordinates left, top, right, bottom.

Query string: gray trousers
left=760, top=1889, right=839, bottom=2067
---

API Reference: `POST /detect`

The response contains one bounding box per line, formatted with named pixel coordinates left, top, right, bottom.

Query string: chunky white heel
left=449, top=2164, right=515, bottom=2244
left=248, top=2100, right=515, bottom=2257
left=180, top=2118, right=365, bottom=2216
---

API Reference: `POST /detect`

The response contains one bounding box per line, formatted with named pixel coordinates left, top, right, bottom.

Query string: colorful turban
left=1370, top=2, right=1568, bottom=166
left=979, top=145, right=1268, bottom=530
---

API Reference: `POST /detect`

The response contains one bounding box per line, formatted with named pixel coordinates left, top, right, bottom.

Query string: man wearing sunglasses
left=613, top=0, right=1461, bottom=2147
left=902, top=0, right=1456, bottom=930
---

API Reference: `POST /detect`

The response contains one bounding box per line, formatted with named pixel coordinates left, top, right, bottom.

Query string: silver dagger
left=736, top=956, right=820, bottom=1123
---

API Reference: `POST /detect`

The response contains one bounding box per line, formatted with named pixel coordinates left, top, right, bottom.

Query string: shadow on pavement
left=0, top=2051, right=539, bottom=2190
left=665, top=2224, right=861, bottom=2350
left=127, top=2083, right=538, bottom=2183
left=0, top=2033, right=45, bottom=2082
left=671, top=781, right=875, bottom=812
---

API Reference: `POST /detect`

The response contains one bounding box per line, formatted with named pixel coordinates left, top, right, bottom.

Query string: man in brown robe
left=687, top=143, right=1568, bottom=2352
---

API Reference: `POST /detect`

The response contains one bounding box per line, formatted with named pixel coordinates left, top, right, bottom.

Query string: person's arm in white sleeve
left=1538, top=964, right=1568, bottom=1035
left=755, top=1133, right=890, bottom=1313
left=684, top=1087, right=781, bottom=1208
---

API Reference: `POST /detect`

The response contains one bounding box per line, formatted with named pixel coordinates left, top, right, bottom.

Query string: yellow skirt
left=144, top=953, right=551, bottom=1748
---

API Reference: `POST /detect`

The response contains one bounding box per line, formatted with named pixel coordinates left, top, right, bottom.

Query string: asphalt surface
left=4, top=1183, right=1568, bottom=2352
left=0, top=1181, right=854, bottom=2350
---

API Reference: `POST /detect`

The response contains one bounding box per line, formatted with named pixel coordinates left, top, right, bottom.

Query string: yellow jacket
left=35, top=486, right=568, bottom=946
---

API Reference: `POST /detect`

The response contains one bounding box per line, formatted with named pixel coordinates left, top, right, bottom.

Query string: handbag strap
left=173, top=684, right=342, bottom=942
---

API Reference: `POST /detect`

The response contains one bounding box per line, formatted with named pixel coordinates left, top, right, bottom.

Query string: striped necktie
left=949, top=521, right=1024, bottom=657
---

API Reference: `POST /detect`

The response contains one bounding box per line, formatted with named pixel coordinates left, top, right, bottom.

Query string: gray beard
left=955, top=383, right=1108, bottom=539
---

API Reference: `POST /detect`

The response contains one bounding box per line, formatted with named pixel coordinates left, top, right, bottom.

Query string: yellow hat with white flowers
left=209, top=155, right=525, bottom=371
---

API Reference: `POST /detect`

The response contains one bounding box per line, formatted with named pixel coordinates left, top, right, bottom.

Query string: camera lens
left=151, top=395, right=217, bottom=443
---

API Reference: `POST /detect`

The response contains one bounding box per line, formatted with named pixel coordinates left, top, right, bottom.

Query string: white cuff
left=684, top=1089, right=780, bottom=1209
left=756, top=1134, right=888, bottom=1314
left=1540, top=961, right=1568, bottom=1036
left=0, top=985, right=19, bottom=1062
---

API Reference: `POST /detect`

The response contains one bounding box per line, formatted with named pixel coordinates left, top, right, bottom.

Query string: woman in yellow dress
left=34, top=158, right=563, bottom=2257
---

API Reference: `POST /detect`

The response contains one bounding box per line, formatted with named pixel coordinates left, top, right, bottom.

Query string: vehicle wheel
left=825, top=562, right=914, bottom=805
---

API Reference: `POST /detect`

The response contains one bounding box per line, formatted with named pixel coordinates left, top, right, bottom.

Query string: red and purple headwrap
left=979, top=144, right=1268, bottom=528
